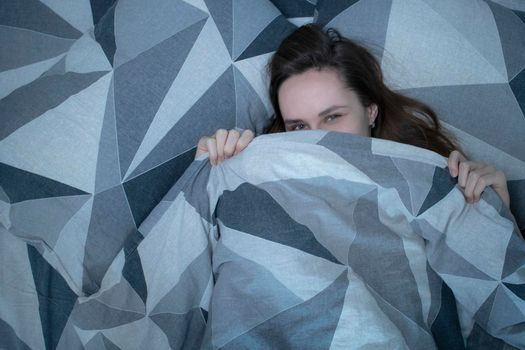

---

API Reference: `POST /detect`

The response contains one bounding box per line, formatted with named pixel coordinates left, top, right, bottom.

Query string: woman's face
left=277, top=69, right=377, bottom=136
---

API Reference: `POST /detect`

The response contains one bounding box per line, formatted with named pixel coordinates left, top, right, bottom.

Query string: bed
left=1, top=0, right=525, bottom=349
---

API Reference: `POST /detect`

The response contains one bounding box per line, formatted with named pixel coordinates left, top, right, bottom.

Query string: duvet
left=2, top=131, right=524, bottom=349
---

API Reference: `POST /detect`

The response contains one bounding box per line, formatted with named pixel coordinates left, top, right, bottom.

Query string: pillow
left=314, top=0, right=525, bottom=232
left=0, top=0, right=296, bottom=295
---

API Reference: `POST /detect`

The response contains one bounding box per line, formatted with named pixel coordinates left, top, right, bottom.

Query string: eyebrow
left=318, top=105, right=347, bottom=117
left=284, top=105, right=348, bottom=125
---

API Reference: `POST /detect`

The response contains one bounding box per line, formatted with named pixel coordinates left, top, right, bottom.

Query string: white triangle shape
left=66, top=33, right=113, bottom=73
left=53, top=197, right=94, bottom=293
left=421, top=0, right=506, bottom=77
left=138, top=194, right=210, bottom=313
left=220, top=223, right=347, bottom=301
left=330, top=269, right=409, bottom=349
left=0, top=54, right=65, bottom=99
left=234, top=52, right=274, bottom=115
left=182, top=0, right=209, bottom=13
left=0, top=73, right=112, bottom=193
left=441, top=274, right=498, bottom=313
left=383, top=0, right=508, bottom=89
left=114, top=0, right=208, bottom=68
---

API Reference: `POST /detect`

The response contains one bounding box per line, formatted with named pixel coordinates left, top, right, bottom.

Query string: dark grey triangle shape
left=90, top=0, right=118, bottom=25
left=115, top=19, right=206, bottom=178
left=0, top=0, right=82, bottom=39
left=430, top=283, right=464, bottom=349
left=0, top=317, right=32, bottom=350
left=82, top=185, right=137, bottom=295
left=27, top=245, right=78, bottom=350
left=349, top=189, right=426, bottom=330
left=1, top=71, right=107, bottom=140
left=126, top=66, right=236, bottom=180
left=315, top=0, right=360, bottom=27
left=204, top=0, right=233, bottom=57
left=508, top=179, right=525, bottom=231
left=216, top=182, right=342, bottom=264
left=236, top=15, right=297, bottom=61
left=0, top=163, right=87, bottom=203
left=221, top=271, right=348, bottom=349
left=417, top=167, right=457, bottom=216
left=487, top=1, right=525, bottom=80
left=94, top=2, right=117, bottom=65
left=270, top=0, right=315, bottom=18
left=510, top=68, right=525, bottom=118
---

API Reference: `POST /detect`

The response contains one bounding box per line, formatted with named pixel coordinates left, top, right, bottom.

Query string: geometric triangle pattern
left=27, top=245, right=78, bottom=350
left=1, top=0, right=296, bottom=347
left=3, top=126, right=525, bottom=348
left=128, top=132, right=524, bottom=348
left=2, top=0, right=525, bottom=349
left=216, top=182, right=342, bottom=264
left=430, top=283, right=464, bottom=349
left=221, top=270, right=348, bottom=349
left=269, top=0, right=316, bottom=19
left=315, top=0, right=525, bottom=233
left=0, top=0, right=295, bottom=295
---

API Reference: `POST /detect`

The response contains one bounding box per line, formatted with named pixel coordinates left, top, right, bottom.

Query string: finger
left=206, top=138, right=218, bottom=166
left=464, top=166, right=492, bottom=203
left=224, top=129, right=241, bottom=158
left=215, top=129, right=228, bottom=163
left=447, top=150, right=466, bottom=178
left=458, top=161, right=482, bottom=188
left=489, top=170, right=510, bottom=208
left=234, top=129, right=255, bottom=155
left=472, top=175, right=492, bottom=203
left=471, top=168, right=503, bottom=203
left=195, top=136, right=210, bottom=159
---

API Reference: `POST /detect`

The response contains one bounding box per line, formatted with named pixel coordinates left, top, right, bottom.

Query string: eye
left=325, top=114, right=341, bottom=122
left=290, top=123, right=307, bottom=131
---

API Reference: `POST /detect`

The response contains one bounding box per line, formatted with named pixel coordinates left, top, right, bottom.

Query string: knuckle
left=478, top=177, right=486, bottom=187
left=223, top=146, right=235, bottom=157
left=229, top=129, right=240, bottom=138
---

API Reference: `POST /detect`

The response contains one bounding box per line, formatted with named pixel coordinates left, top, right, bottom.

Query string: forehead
left=278, top=69, right=357, bottom=118
left=279, top=68, right=346, bottom=96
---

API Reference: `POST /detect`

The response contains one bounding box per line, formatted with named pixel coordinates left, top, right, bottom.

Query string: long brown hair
left=266, top=24, right=461, bottom=157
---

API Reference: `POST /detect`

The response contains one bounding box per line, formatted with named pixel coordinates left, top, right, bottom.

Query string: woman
left=196, top=24, right=510, bottom=208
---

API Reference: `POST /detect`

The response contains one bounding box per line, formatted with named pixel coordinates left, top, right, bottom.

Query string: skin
left=196, top=68, right=510, bottom=208
left=278, top=69, right=377, bottom=135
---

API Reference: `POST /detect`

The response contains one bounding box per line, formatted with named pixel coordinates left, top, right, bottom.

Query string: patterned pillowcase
left=0, top=0, right=296, bottom=295
left=314, top=0, right=525, bottom=231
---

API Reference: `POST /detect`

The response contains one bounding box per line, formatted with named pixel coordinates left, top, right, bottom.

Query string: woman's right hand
left=195, top=129, right=255, bottom=166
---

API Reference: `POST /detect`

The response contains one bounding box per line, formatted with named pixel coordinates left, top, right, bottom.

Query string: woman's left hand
left=447, top=150, right=510, bottom=209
